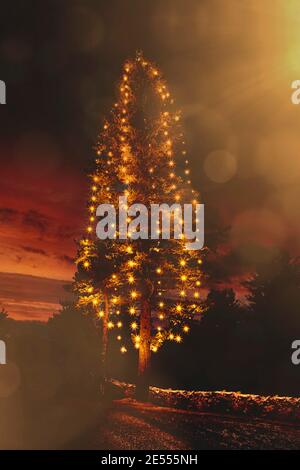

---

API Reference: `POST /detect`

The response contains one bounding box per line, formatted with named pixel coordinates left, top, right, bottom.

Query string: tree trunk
left=100, top=289, right=109, bottom=395
left=136, top=297, right=151, bottom=401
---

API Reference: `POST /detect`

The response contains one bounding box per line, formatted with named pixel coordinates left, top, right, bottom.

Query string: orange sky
left=0, top=135, right=86, bottom=320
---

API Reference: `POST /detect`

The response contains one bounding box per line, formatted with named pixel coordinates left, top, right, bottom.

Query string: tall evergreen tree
left=75, top=52, right=204, bottom=400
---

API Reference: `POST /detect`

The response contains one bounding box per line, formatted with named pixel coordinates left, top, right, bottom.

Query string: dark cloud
left=21, top=245, right=48, bottom=256
left=0, top=207, right=19, bottom=222
left=57, top=254, right=73, bottom=264
left=22, top=210, right=50, bottom=234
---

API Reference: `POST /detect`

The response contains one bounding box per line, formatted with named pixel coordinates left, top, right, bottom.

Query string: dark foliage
left=0, top=304, right=103, bottom=449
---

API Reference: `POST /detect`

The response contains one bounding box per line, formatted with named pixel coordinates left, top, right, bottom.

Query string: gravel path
left=77, top=399, right=300, bottom=450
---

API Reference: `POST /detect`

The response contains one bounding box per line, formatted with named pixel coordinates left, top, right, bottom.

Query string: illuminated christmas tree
left=75, top=52, right=204, bottom=400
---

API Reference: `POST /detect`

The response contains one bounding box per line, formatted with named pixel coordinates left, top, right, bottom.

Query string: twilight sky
left=0, top=0, right=299, bottom=320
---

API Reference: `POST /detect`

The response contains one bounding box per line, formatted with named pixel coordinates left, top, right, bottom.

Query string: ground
left=74, top=398, right=300, bottom=450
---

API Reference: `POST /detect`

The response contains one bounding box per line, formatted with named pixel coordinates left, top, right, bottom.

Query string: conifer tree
left=75, top=52, right=204, bottom=400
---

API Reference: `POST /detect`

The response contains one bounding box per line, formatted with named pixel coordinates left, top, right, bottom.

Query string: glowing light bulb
left=183, top=325, right=189, bottom=333
left=117, top=321, right=122, bottom=328
left=131, top=322, right=138, bottom=330
left=181, top=275, right=187, bottom=282
left=180, top=259, right=186, bottom=267
left=108, top=321, right=114, bottom=329
left=120, top=346, right=127, bottom=353
left=175, top=335, right=182, bottom=343
left=128, top=275, right=135, bottom=284
left=176, top=305, right=182, bottom=312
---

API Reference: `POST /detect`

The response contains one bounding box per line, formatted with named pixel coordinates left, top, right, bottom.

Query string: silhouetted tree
left=0, top=308, right=8, bottom=321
